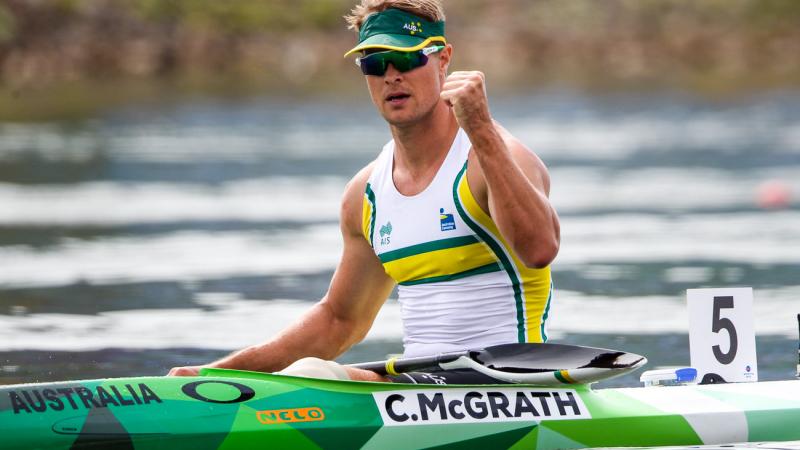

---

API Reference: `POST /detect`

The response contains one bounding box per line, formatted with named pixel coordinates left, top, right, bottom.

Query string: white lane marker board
left=687, top=287, right=758, bottom=383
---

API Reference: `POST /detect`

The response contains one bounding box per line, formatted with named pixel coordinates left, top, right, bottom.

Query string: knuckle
left=173, top=367, right=193, bottom=376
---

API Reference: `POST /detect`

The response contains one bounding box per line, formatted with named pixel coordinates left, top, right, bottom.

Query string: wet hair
left=344, top=0, right=445, bottom=31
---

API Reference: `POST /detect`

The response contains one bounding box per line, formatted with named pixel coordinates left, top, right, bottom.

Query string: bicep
left=506, top=139, right=551, bottom=197
left=493, top=122, right=551, bottom=195
left=322, top=230, right=395, bottom=329
left=469, top=136, right=553, bottom=216
left=320, top=170, right=395, bottom=334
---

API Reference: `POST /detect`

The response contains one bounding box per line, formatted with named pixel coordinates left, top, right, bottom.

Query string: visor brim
left=344, top=35, right=446, bottom=57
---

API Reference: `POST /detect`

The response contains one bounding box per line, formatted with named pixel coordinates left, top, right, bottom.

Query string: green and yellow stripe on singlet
left=452, top=161, right=553, bottom=343
left=378, top=235, right=501, bottom=286
left=363, top=183, right=377, bottom=246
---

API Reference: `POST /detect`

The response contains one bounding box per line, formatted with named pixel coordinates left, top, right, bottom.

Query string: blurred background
left=0, top=0, right=799, bottom=387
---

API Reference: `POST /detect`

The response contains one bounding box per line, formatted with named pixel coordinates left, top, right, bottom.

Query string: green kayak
left=2, top=366, right=800, bottom=449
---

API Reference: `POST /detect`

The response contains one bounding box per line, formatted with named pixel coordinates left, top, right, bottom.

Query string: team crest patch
left=403, top=22, right=423, bottom=35
left=439, top=208, right=456, bottom=231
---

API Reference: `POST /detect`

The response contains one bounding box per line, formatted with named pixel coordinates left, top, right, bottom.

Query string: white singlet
left=362, top=129, right=553, bottom=358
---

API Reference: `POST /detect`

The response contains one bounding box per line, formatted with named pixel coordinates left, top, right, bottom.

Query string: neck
left=390, top=101, right=459, bottom=172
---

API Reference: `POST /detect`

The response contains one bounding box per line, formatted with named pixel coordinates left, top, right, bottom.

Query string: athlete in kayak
left=169, top=0, right=559, bottom=383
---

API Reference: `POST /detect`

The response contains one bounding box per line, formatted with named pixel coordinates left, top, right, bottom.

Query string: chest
left=371, top=187, right=469, bottom=254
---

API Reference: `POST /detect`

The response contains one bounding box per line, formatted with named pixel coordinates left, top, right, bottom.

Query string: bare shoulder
left=340, top=161, right=377, bottom=236
left=493, top=121, right=551, bottom=195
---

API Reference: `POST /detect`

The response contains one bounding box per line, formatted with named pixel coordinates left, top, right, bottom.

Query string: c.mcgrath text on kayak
left=374, top=388, right=591, bottom=426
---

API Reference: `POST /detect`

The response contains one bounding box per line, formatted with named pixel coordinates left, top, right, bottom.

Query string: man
left=169, top=0, right=559, bottom=383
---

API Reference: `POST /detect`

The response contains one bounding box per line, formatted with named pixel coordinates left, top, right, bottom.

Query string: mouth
left=385, top=92, right=411, bottom=103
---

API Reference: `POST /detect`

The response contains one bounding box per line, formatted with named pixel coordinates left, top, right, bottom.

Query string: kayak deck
left=2, top=371, right=800, bottom=449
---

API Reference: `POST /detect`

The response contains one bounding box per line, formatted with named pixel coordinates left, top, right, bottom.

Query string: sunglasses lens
left=359, top=50, right=429, bottom=76
left=359, top=53, right=387, bottom=76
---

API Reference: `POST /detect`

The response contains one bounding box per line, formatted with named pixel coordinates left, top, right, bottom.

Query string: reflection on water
left=0, top=90, right=799, bottom=388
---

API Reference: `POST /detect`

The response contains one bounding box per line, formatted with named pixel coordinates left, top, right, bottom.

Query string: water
left=1, top=90, right=799, bottom=389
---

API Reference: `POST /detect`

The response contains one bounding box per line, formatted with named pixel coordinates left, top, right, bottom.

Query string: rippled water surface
left=1, top=90, right=799, bottom=388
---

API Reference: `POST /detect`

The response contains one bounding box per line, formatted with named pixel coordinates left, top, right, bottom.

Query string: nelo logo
left=257, top=407, right=325, bottom=424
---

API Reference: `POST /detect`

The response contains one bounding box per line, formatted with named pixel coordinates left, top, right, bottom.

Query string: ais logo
left=380, top=221, right=393, bottom=245
left=440, top=208, right=456, bottom=231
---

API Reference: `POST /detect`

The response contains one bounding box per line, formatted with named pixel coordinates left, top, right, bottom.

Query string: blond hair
left=344, top=0, right=445, bottom=31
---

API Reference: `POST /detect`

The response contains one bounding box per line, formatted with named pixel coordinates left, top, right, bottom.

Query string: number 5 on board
left=687, top=287, right=758, bottom=383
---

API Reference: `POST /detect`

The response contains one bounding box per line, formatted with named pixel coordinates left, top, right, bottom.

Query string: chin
left=381, top=106, right=434, bottom=127
left=382, top=111, right=419, bottom=126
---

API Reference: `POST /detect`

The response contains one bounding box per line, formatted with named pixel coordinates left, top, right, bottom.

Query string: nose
left=383, top=63, right=403, bottom=82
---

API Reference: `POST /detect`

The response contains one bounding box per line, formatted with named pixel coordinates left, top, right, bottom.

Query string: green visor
left=344, top=8, right=446, bottom=57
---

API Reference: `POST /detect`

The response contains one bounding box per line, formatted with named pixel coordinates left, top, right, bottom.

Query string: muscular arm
left=442, top=71, right=560, bottom=268
left=169, top=167, right=395, bottom=375
left=467, top=122, right=560, bottom=268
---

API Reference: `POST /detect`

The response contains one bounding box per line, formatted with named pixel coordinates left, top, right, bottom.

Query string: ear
left=438, top=43, right=453, bottom=79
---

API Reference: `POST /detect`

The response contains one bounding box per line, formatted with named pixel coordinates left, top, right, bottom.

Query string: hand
left=440, top=71, right=492, bottom=132
left=167, top=365, right=205, bottom=377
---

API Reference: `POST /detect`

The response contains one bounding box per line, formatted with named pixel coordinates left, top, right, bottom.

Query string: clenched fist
left=440, top=71, right=492, bottom=132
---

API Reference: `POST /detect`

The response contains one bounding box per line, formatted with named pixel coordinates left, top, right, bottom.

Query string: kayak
left=2, top=366, right=800, bottom=449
